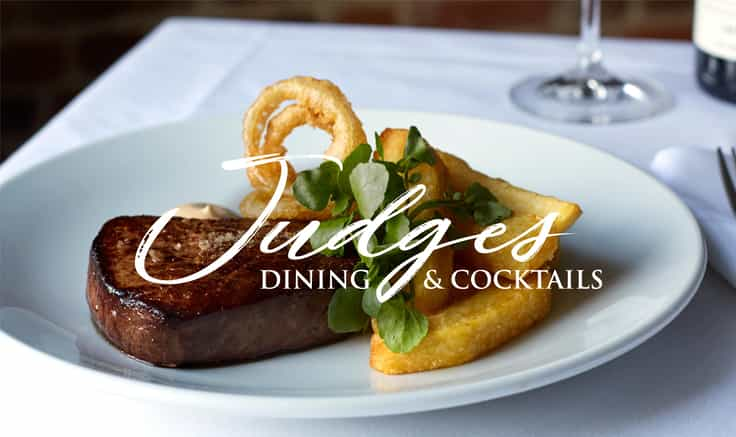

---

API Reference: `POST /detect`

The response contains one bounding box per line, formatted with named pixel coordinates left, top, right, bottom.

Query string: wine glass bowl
left=510, top=0, right=674, bottom=124
left=511, top=71, right=674, bottom=124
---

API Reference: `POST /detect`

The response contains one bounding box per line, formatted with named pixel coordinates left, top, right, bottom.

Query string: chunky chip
left=378, top=128, right=452, bottom=314
left=378, top=129, right=577, bottom=280
left=437, top=150, right=582, bottom=233
left=454, top=214, right=559, bottom=281
left=370, top=270, right=554, bottom=374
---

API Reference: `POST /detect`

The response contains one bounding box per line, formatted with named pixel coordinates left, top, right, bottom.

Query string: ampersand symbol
left=424, top=269, right=444, bottom=290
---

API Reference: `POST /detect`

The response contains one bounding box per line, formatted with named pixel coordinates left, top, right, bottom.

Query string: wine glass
left=510, top=0, right=674, bottom=124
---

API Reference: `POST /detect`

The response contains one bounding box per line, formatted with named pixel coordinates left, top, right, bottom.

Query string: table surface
left=1, top=18, right=735, bottom=437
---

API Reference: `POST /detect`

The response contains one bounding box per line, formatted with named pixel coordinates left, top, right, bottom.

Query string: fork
left=717, top=147, right=736, bottom=216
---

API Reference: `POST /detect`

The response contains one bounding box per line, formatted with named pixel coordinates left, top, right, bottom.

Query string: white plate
left=0, top=111, right=705, bottom=418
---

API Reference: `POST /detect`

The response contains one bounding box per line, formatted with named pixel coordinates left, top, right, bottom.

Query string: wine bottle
left=694, top=0, right=736, bottom=103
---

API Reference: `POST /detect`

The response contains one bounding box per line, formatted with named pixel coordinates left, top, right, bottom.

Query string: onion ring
left=244, top=76, right=366, bottom=190
left=239, top=189, right=333, bottom=221
left=241, top=76, right=366, bottom=218
left=247, top=104, right=330, bottom=191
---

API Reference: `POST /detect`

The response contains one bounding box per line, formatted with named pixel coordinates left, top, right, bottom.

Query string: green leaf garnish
left=383, top=166, right=406, bottom=205
left=366, top=261, right=381, bottom=282
left=349, top=162, right=389, bottom=219
left=384, top=213, right=410, bottom=244
left=293, top=161, right=339, bottom=210
left=473, top=200, right=512, bottom=225
left=407, top=199, right=458, bottom=221
left=357, top=234, right=379, bottom=267
left=464, top=182, right=495, bottom=204
left=361, top=285, right=381, bottom=318
left=339, top=143, right=372, bottom=195
left=328, top=288, right=369, bottom=333
left=310, top=216, right=352, bottom=256
left=376, top=296, right=429, bottom=353
left=291, top=126, right=512, bottom=354
left=375, top=132, right=384, bottom=160
left=463, top=182, right=511, bottom=225
left=331, top=190, right=351, bottom=216
left=404, top=126, right=436, bottom=166
left=409, top=183, right=511, bottom=225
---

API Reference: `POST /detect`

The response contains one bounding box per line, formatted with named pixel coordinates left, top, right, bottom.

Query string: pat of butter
left=174, top=203, right=239, bottom=220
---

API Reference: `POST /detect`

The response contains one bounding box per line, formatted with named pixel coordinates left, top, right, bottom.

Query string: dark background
left=1, top=0, right=693, bottom=162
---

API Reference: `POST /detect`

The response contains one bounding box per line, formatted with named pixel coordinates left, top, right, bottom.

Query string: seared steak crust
left=87, top=216, right=355, bottom=367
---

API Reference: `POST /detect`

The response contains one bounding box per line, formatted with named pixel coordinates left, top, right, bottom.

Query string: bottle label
left=694, top=0, right=736, bottom=61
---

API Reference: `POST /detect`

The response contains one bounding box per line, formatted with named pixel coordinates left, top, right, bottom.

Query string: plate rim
left=0, top=110, right=707, bottom=418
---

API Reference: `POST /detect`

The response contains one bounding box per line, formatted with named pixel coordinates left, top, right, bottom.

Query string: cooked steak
left=87, top=216, right=356, bottom=367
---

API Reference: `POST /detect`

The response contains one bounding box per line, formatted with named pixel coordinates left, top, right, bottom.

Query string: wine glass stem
left=578, top=0, right=602, bottom=70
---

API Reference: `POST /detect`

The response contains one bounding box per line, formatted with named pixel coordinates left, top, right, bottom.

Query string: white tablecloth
left=2, top=18, right=735, bottom=436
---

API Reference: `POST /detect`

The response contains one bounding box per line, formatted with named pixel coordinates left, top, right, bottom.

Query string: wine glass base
left=510, top=72, right=674, bottom=124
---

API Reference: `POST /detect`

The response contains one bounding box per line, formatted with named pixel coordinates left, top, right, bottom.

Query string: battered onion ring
left=250, top=104, right=333, bottom=190
left=240, top=190, right=333, bottom=221
left=244, top=77, right=366, bottom=188
left=241, top=76, right=367, bottom=219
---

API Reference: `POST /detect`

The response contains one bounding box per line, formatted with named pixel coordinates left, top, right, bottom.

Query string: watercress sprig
left=408, top=182, right=512, bottom=225
left=292, top=127, right=511, bottom=353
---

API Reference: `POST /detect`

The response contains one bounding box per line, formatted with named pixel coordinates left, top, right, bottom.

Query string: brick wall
left=0, top=0, right=693, bottom=162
